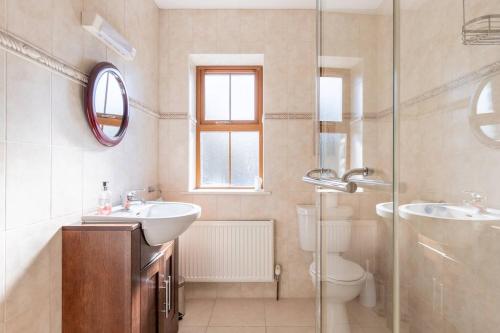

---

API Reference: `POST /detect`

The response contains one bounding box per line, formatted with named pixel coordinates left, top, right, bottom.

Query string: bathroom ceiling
left=154, top=0, right=385, bottom=12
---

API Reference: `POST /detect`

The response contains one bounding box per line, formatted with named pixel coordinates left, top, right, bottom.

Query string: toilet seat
left=309, top=256, right=365, bottom=284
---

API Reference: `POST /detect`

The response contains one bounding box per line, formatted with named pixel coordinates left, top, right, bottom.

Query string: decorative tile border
left=159, top=113, right=190, bottom=120
left=0, top=29, right=159, bottom=117
left=128, top=99, right=159, bottom=118
left=264, top=113, right=314, bottom=120
left=264, top=112, right=380, bottom=121
left=376, top=61, right=500, bottom=119
left=402, top=61, right=500, bottom=109
left=0, top=29, right=88, bottom=85
left=5, top=26, right=497, bottom=122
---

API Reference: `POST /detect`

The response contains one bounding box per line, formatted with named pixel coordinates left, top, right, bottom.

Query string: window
left=319, top=68, right=350, bottom=176
left=196, top=66, right=263, bottom=188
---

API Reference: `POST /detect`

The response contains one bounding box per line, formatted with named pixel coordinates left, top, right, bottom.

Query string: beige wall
left=158, top=9, right=392, bottom=299
left=0, top=0, right=160, bottom=331
left=158, top=9, right=318, bottom=298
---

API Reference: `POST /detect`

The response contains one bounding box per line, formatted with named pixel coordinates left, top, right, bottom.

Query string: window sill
left=184, top=189, right=272, bottom=196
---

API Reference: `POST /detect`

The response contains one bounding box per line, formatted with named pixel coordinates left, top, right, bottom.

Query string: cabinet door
left=164, top=254, right=178, bottom=333
left=140, top=254, right=166, bottom=333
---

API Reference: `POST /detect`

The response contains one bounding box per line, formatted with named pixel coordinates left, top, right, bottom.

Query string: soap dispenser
left=98, top=181, right=112, bottom=215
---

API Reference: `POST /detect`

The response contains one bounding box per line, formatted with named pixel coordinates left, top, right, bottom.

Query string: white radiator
left=179, top=220, right=274, bottom=282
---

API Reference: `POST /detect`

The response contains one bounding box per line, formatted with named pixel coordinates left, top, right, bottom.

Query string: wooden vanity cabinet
left=62, top=223, right=179, bottom=333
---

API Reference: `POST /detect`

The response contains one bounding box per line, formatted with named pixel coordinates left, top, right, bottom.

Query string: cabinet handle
left=166, top=276, right=172, bottom=312
left=159, top=276, right=172, bottom=317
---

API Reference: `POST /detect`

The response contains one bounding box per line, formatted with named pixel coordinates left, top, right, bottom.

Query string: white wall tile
left=0, top=51, right=5, bottom=142
left=0, top=232, right=5, bottom=323
left=6, top=0, right=53, bottom=53
left=5, top=221, right=57, bottom=332
left=49, top=228, right=62, bottom=333
left=52, top=0, right=84, bottom=70
left=51, top=75, right=86, bottom=148
left=0, top=0, right=5, bottom=29
left=0, top=143, right=5, bottom=231
left=6, top=55, right=51, bottom=145
left=6, top=143, right=51, bottom=229
left=51, top=146, right=83, bottom=218
left=2, top=0, right=161, bottom=331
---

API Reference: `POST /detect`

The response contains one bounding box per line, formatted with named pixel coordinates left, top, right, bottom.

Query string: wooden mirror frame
left=85, top=62, right=129, bottom=147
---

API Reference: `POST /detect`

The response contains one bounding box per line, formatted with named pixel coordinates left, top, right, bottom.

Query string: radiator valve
left=274, top=264, right=281, bottom=301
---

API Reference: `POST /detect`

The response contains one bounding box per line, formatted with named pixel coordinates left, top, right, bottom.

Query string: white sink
left=376, top=202, right=394, bottom=219
left=82, top=201, right=201, bottom=246
left=399, top=203, right=500, bottom=223
left=399, top=203, right=500, bottom=247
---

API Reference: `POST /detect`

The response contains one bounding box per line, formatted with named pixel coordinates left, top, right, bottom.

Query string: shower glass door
left=315, top=0, right=395, bottom=332
left=398, top=0, right=500, bottom=331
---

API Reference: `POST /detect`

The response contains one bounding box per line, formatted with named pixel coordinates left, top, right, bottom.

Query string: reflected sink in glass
left=399, top=203, right=500, bottom=247
left=82, top=201, right=201, bottom=246
left=376, top=202, right=394, bottom=219
left=399, top=203, right=500, bottom=222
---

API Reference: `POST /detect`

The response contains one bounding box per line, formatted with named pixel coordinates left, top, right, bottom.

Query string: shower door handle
left=302, top=168, right=357, bottom=193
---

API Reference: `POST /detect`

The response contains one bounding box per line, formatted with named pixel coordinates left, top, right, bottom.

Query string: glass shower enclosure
left=310, top=0, right=500, bottom=332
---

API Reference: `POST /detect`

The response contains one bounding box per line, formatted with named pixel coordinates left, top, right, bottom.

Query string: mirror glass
left=471, top=74, right=500, bottom=146
left=86, top=63, right=129, bottom=147
left=94, top=72, right=125, bottom=138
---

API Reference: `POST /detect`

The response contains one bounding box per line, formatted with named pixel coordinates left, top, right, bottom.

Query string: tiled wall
left=158, top=9, right=391, bottom=299
left=159, top=9, right=318, bottom=298
left=0, top=0, right=160, bottom=331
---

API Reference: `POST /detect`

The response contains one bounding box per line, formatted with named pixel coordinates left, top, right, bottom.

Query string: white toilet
left=297, top=205, right=366, bottom=333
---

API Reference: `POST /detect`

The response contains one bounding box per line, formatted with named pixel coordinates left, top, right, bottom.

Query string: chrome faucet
left=122, top=189, right=146, bottom=209
left=463, top=191, right=487, bottom=213
left=341, top=167, right=374, bottom=182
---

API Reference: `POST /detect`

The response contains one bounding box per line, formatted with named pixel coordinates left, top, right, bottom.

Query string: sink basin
left=82, top=201, right=201, bottom=246
left=399, top=203, right=500, bottom=247
left=399, top=203, right=500, bottom=222
left=376, top=202, right=394, bottom=219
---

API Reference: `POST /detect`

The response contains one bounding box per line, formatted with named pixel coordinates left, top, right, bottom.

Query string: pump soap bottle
left=98, top=181, right=112, bottom=215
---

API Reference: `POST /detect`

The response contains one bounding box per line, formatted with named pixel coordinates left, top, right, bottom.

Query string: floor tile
left=360, top=326, right=392, bottom=333
left=209, top=298, right=266, bottom=327
left=179, top=327, right=207, bottom=333
left=206, top=327, right=265, bottom=333
left=181, top=299, right=215, bottom=327
left=346, top=301, right=386, bottom=327
left=350, top=325, right=365, bottom=333
left=266, top=327, right=315, bottom=333
left=264, top=298, right=315, bottom=327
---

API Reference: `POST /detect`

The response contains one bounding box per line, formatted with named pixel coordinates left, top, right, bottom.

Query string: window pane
left=205, top=74, right=230, bottom=120
left=320, top=76, right=343, bottom=122
left=94, top=72, right=108, bottom=114
left=231, top=132, right=259, bottom=187
left=200, top=132, right=229, bottom=186
left=320, top=133, right=347, bottom=176
left=106, top=74, right=124, bottom=116
left=231, top=74, right=255, bottom=120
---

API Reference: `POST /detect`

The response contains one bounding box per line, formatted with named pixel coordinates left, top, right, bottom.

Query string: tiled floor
left=179, top=298, right=391, bottom=333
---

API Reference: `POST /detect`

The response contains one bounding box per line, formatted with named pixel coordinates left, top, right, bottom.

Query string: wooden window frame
left=319, top=68, right=351, bottom=173
left=196, top=66, right=263, bottom=189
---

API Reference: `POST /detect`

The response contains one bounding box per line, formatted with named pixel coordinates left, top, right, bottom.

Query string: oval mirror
left=470, top=73, right=500, bottom=148
left=85, top=62, right=129, bottom=146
